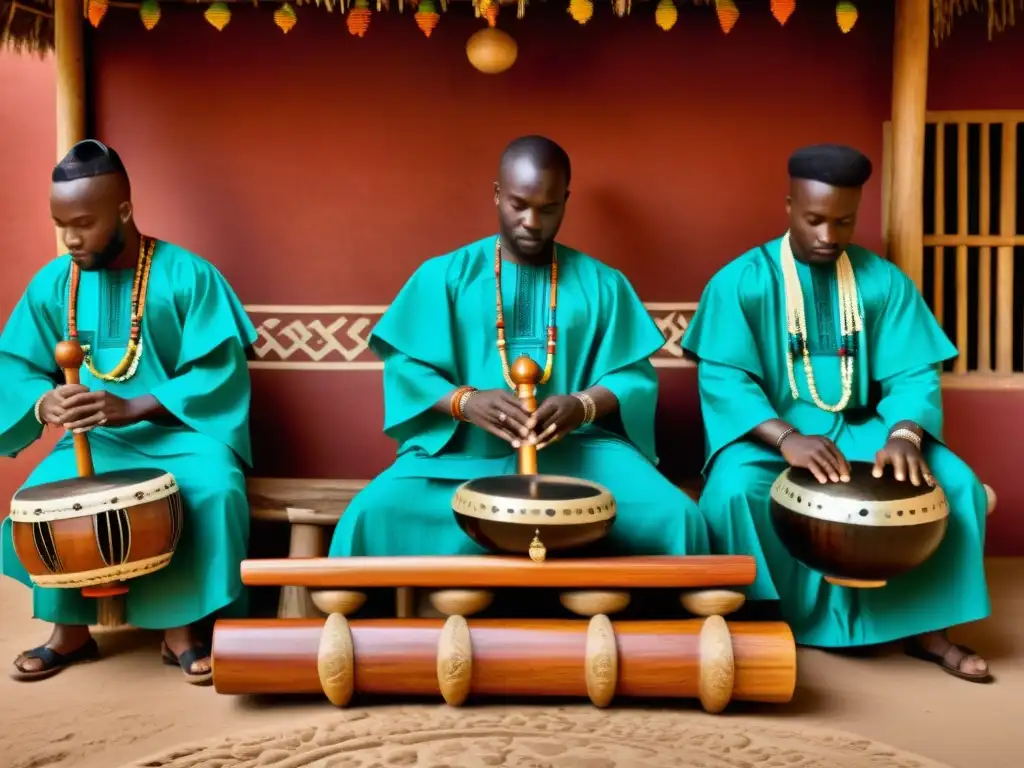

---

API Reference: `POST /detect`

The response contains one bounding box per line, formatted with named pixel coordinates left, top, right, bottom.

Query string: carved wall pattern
left=244, top=303, right=698, bottom=370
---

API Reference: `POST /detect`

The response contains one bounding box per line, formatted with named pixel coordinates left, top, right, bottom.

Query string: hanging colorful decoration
left=347, top=0, right=372, bottom=36
left=483, top=1, right=498, bottom=26
left=87, top=0, right=108, bottom=27
left=770, top=0, right=795, bottom=26
left=568, top=0, right=593, bottom=25
left=611, top=0, right=630, bottom=18
left=654, top=0, right=676, bottom=31
left=414, top=0, right=440, bottom=37
left=204, top=2, right=231, bottom=30
left=715, top=0, right=738, bottom=34
left=836, top=1, right=857, bottom=33
left=466, top=19, right=517, bottom=74
left=138, top=0, right=161, bottom=30
left=274, top=2, right=297, bottom=32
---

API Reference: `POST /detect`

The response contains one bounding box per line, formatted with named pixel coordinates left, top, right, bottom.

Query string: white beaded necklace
left=780, top=232, right=862, bottom=413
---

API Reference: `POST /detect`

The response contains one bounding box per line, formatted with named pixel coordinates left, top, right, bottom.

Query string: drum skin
left=10, top=468, right=183, bottom=588
left=769, top=461, right=949, bottom=583
left=452, top=474, right=616, bottom=556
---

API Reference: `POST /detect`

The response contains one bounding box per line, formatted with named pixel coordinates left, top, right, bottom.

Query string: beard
left=82, top=225, right=126, bottom=271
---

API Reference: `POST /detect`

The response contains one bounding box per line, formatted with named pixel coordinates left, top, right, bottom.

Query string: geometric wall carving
left=244, top=302, right=698, bottom=370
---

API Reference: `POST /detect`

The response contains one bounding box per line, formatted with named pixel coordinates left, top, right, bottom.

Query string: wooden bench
left=245, top=476, right=997, bottom=619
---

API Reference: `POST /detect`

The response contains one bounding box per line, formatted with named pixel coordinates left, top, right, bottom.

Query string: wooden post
left=53, top=0, right=86, bottom=254
left=886, top=0, right=929, bottom=289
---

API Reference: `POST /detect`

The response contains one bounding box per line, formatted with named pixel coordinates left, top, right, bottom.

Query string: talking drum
left=452, top=355, right=617, bottom=561
left=10, top=468, right=183, bottom=590
left=769, top=461, right=949, bottom=588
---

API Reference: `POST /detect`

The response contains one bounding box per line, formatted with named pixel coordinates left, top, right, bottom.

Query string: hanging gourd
left=204, top=2, right=231, bottom=30
left=415, top=0, right=440, bottom=37
left=836, top=1, right=857, bottom=33
left=654, top=0, right=676, bottom=31
left=274, top=2, right=297, bottom=32
left=138, top=0, right=161, bottom=29
left=715, top=0, right=738, bottom=34
left=568, top=0, right=593, bottom=25
left=771, top=0, right=794, bottom=26
left=87, top=0, right=107, bottom=27
left=347, top=0, right=372, bottom=36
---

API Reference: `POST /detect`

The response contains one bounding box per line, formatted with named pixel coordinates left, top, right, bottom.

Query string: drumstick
left=55, top=340, right=96, bottom=477
left=509, top=355, right=540, bottom=475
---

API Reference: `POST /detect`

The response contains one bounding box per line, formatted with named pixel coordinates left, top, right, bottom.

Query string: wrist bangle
left=573, top=392, right=597, bottom=425
left=775, top=427, right=796, bottom=449
left=888, top=427, right=922, bottom=450
left=449, top=386, right=477, bottom=422
left=33, top=392, right=48, bottom=426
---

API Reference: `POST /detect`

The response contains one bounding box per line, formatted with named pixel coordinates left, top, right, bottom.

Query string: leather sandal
left=160, top=640, right=213, bottom=685
left=905, top=639, right=993, bottom=683
left=10, top=637, right=100, bottom=682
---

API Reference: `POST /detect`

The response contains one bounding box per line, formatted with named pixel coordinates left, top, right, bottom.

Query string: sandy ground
left=1, top=558, right=1020, bottom=768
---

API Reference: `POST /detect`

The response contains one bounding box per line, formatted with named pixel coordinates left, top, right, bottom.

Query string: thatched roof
left=1, top=0, right=1020, bottom=56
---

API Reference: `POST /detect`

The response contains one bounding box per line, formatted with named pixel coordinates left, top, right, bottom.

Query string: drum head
left=453, top=474, right=616, bottom=526
left=14, top=468, right=172, bottom=502
left=783, top=460, right=939, bottom=503
left=11, top=467, right=178, bottom=523
left=462, top=475, right=607, bottom=501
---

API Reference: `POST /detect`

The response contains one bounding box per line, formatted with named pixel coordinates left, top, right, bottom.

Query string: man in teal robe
left=1, top=140, right=257, bottom=683
left=328, top=135, right=709, bottom=561
left=682, top=144, right=991, bottom=682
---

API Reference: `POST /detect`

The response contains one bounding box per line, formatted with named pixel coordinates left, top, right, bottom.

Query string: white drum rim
left=10, top=472, right=179, bottom=523
left=28, top=552, right=174, bottom=587
left=453, top=474, right=617, bottom=526
left=770, top=468, right=949, bottom=528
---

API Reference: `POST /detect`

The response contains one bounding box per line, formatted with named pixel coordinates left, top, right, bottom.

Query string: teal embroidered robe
left=681, top=236, right=990, bottom=648
left=327, top=235, right=710, bottom=558
left=0, top=242, right=258, bottom=629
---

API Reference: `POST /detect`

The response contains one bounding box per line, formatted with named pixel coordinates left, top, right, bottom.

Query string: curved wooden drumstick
left=509, top=355, right=541, bottom=476
left=55, top=340, right=95, bottom=477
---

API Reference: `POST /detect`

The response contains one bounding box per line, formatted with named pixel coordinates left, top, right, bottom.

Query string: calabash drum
left=769, top=461, right=949, bottom=588
left=10, top=468, right=183, bottom=589
left=451, top=355, right=617, bottom=561
left=453, top=474, right=616, bottom=560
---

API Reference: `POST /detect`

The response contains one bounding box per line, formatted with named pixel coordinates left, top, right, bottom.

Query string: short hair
left=52, top=139, right=129, bottom=183
left=787, top=143, right=872, bottom=188
left=499, top=135, right=572, bottom=187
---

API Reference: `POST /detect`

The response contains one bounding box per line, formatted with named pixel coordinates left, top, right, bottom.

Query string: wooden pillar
left=53, top=0, right=87, bottom=254
left=886, top=0, right=929, bottom=289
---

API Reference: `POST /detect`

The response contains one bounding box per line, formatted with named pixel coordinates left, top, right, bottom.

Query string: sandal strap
left=17, top=638, right=98, bottom=670
left=175, top=643, right=212, bottom=674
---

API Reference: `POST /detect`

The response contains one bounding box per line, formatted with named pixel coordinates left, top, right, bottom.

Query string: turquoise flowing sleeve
left=868, top=260, right=957, bottom=381
left=875, top=364, right=945, bottom=443
left=0, top=260, right=66, bottom=457
left=681, top=255, right=781, bottom=471
left=368, top=255, right=461, bottom=457
left=148, top=258, right=259, bottom=466
left=585, top=270, right=671, bottom=465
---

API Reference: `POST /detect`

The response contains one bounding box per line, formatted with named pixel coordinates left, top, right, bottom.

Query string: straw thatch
left=0, top=0, right=1021, bottom=56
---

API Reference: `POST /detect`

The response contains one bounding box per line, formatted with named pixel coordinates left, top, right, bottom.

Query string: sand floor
left=1, top=558, right=1020, bottom=768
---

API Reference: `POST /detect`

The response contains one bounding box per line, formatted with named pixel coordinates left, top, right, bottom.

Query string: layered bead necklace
left=780, top=232, right=862, bottom=413
left=67, top=234, right=156, bottom=383
left=494, top=237, right=558, bottom=389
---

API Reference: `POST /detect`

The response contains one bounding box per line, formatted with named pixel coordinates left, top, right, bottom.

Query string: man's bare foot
left=11, top=624, right=98, bottom=681
left=162, top=624, right=212, bottom=684
left=906, top=630, right=992, bottom=682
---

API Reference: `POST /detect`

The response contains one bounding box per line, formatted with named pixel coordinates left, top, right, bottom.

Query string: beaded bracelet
left=888, top=427, right=922, bottom=450
left=449, top=386, right=477, bottom=422
left=33, top=392, right=48, bottom=426
left=573, top=392, right=597, bottom=425
left=775, top=427, right=796, bottom=449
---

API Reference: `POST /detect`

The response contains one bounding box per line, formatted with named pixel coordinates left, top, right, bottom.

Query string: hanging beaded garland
left=494, top=238, right=558, bottom=389
left=67, top=235, right=156, bottom=383
left=780, top=232, right=862, bottom=413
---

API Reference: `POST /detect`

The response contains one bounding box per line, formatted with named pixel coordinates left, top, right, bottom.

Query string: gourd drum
left=769, top=461, right=949, bottom=588
left=10, top=467, right=183, bottom=590
left=452, top=474, right=616, bottom=560
left=451, top=355, right=617, bottom=561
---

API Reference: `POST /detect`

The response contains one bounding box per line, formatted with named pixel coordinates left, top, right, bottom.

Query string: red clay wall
left=0, top=3, right=1021, bottom=553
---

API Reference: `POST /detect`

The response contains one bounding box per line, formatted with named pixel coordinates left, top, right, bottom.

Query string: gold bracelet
left=449, top=386, right=476, bottom=422
left=573, top=392, right=597, bottom=425
left=888, top=427, right=922, bottom=450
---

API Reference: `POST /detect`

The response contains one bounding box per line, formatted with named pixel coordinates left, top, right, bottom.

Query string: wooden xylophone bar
left=212, top=615, right=796, bottom=714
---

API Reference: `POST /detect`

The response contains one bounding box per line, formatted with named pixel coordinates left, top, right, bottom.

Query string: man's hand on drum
left=525, top=395, right=586, bottom=451
left=56, top=388, right=139, bottom=432
left=462, top=389, right=533, bottom=447
left=779, top=433, right=851, bottom=484
left=872, top=437, right=935, bottom=487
